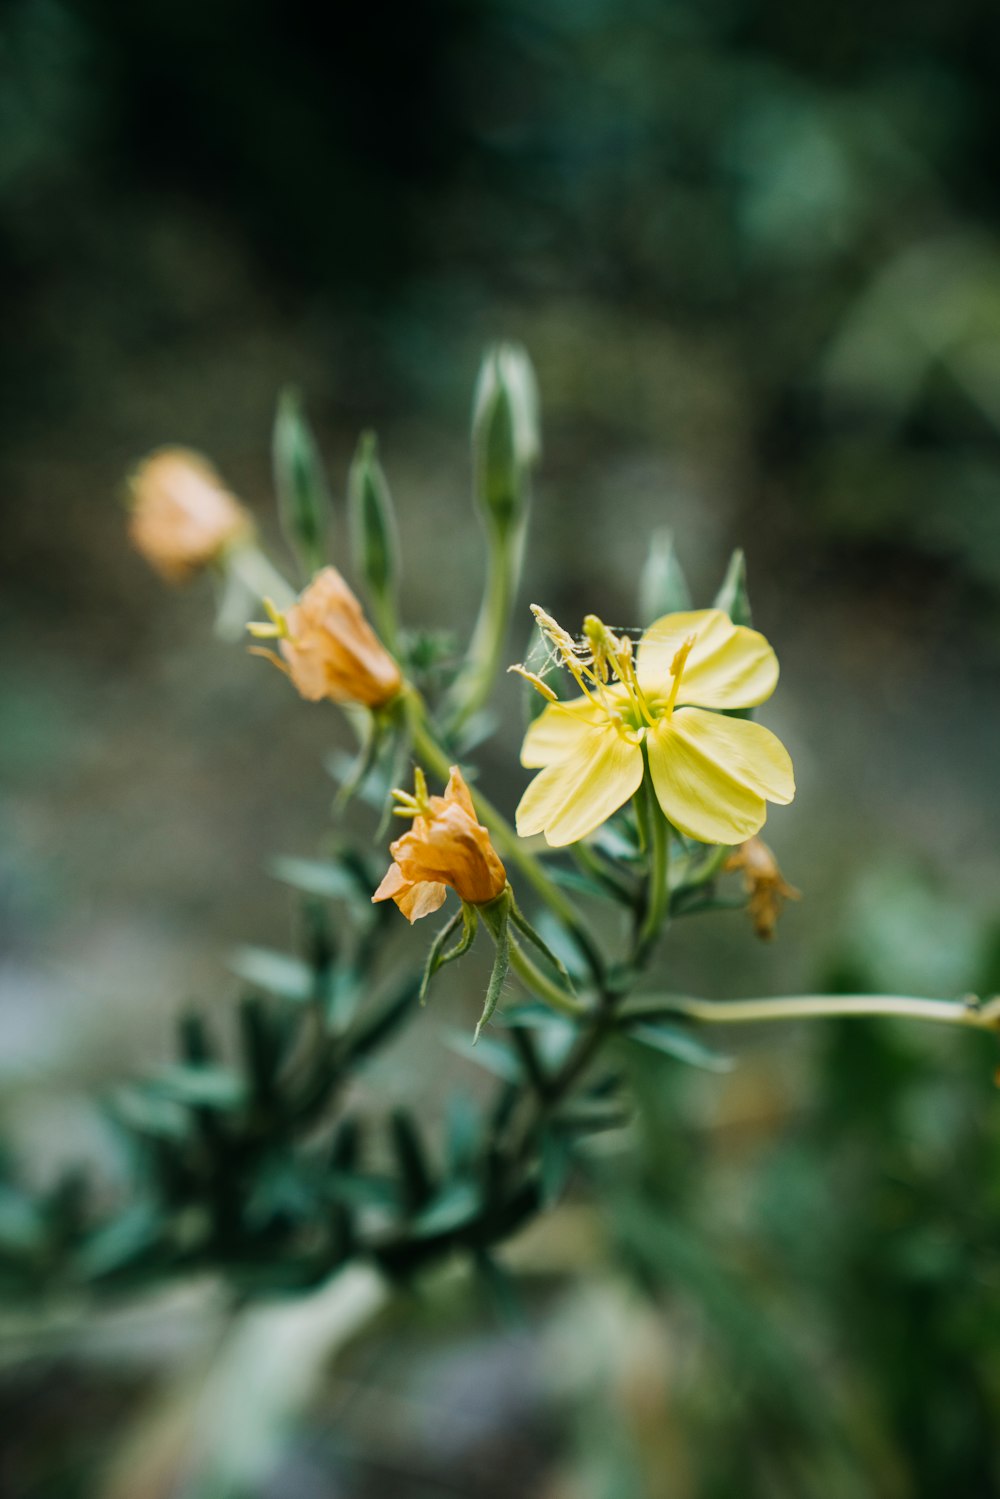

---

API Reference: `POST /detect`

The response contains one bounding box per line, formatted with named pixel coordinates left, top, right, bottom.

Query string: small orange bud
left=724, top=835, right=800, bottom=940
left=128, top=448, right=253, bottom=583
left=373, top=766, right=507, bottom=922
left=253, top=566, right=402, bottom=709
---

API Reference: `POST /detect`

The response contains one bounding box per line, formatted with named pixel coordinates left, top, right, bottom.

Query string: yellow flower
left=248, top=566, right=402, bottom=709
left=127, top=448, right=253, bottom=583
left=514, top=607, right=794, bottom=846
left=724, top=835, right=800, bottom=939
left=373, top=766, right=508, bottom=921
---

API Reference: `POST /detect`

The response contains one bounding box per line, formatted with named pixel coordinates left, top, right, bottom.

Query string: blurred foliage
left=4, top=0, right=1000, bottom=625
left=580, top=864, right=1000, bottom=1498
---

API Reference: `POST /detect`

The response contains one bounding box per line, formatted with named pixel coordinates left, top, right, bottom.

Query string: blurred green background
left=2, top=0, right=1000, bottom=1494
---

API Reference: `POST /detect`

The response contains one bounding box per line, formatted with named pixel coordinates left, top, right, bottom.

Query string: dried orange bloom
left=725, top=835, right=800, bottom=939
left=373, top=766, right=507, bottom=922
left=248, top=566, right=402, bottom=709
left=128, top=448, right=253, bottom=583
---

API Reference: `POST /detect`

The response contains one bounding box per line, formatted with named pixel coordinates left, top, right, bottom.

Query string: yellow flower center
left=519, top=607, right=696, bottom=741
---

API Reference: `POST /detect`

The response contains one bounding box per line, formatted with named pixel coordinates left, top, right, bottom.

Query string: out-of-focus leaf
left=109, top=1087, right=191, bottom=1141
left=446, top=1030, right=521, bottom=1082
left=624, top=1021, right=735, bottom=1073
left=150, top=1064, right=249, bottom=1110
left=229, top=947, right=315, bottom=1003
left=445, top=1094, right=481, bottom=1175
left=325, top=1171, right=400, bottom=1211
left=76, top=1203, right=163, bottom=1280
left=554, top=1096, right=632, bottom=1134
left=411, top=1180, right=481, bottom=1238
left=540, top=1128, right=573, bottom=1205
left=390, top=1110, right=435, bottom=1213
left=0, top=1188, right=45, bottom=1254
left=639, top=527, right=692, bottom=622
left=713, top=548, right=752, bottom=627
left=270, top=855, right=369, bottom=904
left=273, top=388, right=331, bottom=577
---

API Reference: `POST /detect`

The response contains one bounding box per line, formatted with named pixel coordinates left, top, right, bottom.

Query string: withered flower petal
left=277, top=567, right=402, bottom=709
left=373, top=766, right=507, bottom=923
left=725, top=835, right=800, bottom=940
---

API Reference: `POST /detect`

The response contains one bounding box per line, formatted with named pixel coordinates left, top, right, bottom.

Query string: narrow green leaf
left=273, top=388, right=331, bottom=577
left=540, top=1129, right=573, bottom=1205
left=270, top=855, right=370, bottom=904
left=348, top=431, right=400, bottom=611
left=149, top=1064, right=248, bottom=1109
left=411, top=1180, right=481, bottom=1238
left=713, top=547, right=752, bottom=626
left=390, top=1111, right=435, bottom=1213
left=625, top=1021, right=735, bottom=1073
left=229, top=947, right=314, bottom=1003
left=76, top=1204, right=163, bottom=1280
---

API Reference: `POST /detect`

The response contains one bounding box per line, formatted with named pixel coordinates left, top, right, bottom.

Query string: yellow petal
left=646, top=707, right=794, bottom=844
left=516, top=725, right=643, bottom=846
left=520, top=694, right=609, bottom=768
left=637, top=608, right=778, bottom=710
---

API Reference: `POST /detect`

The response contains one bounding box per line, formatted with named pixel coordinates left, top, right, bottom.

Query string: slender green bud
left=273, top=388, right=331, bottom=578
left=639, top=528, right=692, bottom=623
left=471, top=342, right=540, bottom=533
left=348, top=431, right=399, bottom=623
left=714, top=548, right=752, bottom=626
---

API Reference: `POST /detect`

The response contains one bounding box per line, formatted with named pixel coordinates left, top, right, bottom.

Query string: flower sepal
left=420, top=901, right=480, bottom=1004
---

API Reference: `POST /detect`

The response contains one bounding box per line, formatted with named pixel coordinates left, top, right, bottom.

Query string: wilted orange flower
left=725, top=835, right=800, bottom=939
left=248, top=566, right=402, bottom=709
left=128, top=448, right=253, bottom=583
left=373, top=766, right=507, bottom=922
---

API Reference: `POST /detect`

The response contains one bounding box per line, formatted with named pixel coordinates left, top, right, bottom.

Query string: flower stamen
left=391, top=766, right=432, bottom=819
left=662, top=634, right=697, bottom=718
left=247, top=596, right=292, bottom=641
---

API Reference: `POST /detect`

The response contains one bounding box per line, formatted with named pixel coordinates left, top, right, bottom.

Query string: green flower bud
left=471, top=342, right=540, bottom=532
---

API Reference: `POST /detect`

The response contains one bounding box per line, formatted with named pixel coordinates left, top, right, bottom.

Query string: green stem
left=407, top=695, right=604, bottom=981
left=630, top=992, right=1000, bottom=1032
left=448, top=521, right=520, bottom=731
left=635, top=769, right=670, bottom=959
left=507, top=936, right=588, bottom=1019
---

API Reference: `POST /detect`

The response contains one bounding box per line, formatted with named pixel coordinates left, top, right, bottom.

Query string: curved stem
left=506, top=937, right=588, bottom=1019
left=630, top=992, right=1000, bottom=1032
left=448, top=522, right=520, bottom=731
